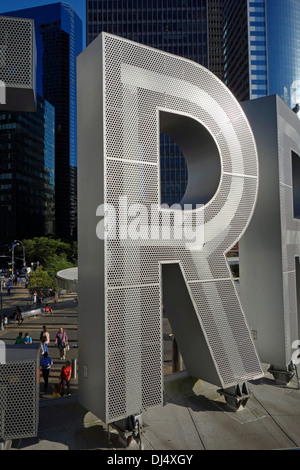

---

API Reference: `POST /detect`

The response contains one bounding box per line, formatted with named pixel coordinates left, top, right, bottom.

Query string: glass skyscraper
left=0, top=94, right=55, bottom=243
left=265, top=0, right=300, bottom=109
left=87, top=0, right=210, bottom=63
left=86, top=0, right=223, bottom=205
left=223, top=0, right=300, bottom=109
left=3, top=3, right=82, bottom=240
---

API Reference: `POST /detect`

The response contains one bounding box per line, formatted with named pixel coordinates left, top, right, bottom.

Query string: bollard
left=0, top=318, right=3, bottom=331
left=72, top=359, right=77, bottom=379
left=0, top=340, right=6, bottom=364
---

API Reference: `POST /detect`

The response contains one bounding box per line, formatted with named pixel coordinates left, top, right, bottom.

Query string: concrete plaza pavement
left=1, top=285, right=300, bottom=451
left=0, top=285, right=79, bottom=397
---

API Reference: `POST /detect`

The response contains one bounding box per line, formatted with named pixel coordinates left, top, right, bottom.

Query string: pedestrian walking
left=40, top=325, right=50, bottom=344
left=40, top=326, right=50, bottom=355
left=37, top=291, right=43, bottom=306
left=60, top=361, right=72, bottom=396
left=40, top=352, right=53, bottom=393
left=23, top=332, right=32, bottom=344
left=40, top=337, right=49, bottom=355
left=55, top=327, right=68, bottom=360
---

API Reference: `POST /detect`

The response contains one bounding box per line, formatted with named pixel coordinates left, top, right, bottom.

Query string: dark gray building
left=0, top=94, right=55, bottom=245
left=86, top=0, right=224, bottom=206
left=223, top=0, right=249, bottom=102
left=2, top=3, right=83, bottom=241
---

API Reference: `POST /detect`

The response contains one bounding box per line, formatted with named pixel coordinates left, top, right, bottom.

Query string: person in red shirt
left=44, top=304, right=53, bottom=315
left=60, top=361, right=72, bottom=396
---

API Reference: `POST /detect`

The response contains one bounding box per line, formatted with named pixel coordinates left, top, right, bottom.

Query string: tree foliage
left=28, top=266, right=52, bottom=293
left=24, top=237, right=77, bottom=294
left=22, top=237, right=77, bottom=266
left=44, top=253, right=75, bottom=281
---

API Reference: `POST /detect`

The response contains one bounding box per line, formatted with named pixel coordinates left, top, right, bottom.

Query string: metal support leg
left=172, top=337, right=183, bottom=373
left=107, top=424, right=111, bottom=448
left=111, top=414, right=144, bottom=449
left=268, top=364, right=295, bottom=385
left=217, top=382, right=250, bottom=410
left=0, top=439, right=11, bottom=450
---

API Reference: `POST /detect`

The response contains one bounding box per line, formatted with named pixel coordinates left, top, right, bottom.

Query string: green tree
left=25, top=238, right=77, bottom=298
left=28, top=266, right=52, bottom=294
left=22, top=237, right=77, bottom=266
left=46, top=254, right=75, bottom=299
left=45, top=253, right=74, bottom=280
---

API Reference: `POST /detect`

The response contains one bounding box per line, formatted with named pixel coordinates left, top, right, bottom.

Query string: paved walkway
left=1, top=286, right=300, bottom=451
left=0, top=286, right=79, bottom=398
left=0, top=282, right=34, bottom=317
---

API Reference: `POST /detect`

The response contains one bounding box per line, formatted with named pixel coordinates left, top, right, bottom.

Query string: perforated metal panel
left=0, top=358, right=39, bottom=440
left=78, top=33, right=263, bottom=424
left=0, top=16, right=34, bottom=88
left=277, top=101, right=300, bottom=365
left=240, top=95, right=300, bottom=369
left=0, top=16, right=36, bottom=111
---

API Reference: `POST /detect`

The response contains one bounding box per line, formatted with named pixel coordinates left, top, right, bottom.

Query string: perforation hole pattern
left=102, top=34, right=262, bottom=422
left=278, top=113, right=300, bottom=364
left=0, top=16, right=34, bottom=88
left=0, top=361, right=38, bottom=440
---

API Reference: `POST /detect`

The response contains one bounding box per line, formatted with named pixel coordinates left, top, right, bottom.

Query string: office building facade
left=0, top=94, right=55, bottom=244
left=223, top=0, right=300, bottom=108
left=86, top=0, right=223, bottom=205
left=3, top=3, right=82, bottom=240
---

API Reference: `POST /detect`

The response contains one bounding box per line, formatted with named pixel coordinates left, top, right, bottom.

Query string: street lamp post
left=11, top=240, right=26, bottom=278
left=14, top=240, right=26, bottom=269
left=11, top=242, right=16, bottom=278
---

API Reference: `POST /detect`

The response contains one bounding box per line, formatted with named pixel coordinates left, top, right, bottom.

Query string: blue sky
left=0, top=0, right=86, bottom=46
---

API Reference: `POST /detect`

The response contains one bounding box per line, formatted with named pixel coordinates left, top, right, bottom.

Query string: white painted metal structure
left=0, top=345, right=40, bottom=441
left=0, top=15, right=36, bottom=111
left=240, top=95, right=300, bottom=373
left=77, top=33, right=263, bottom=424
